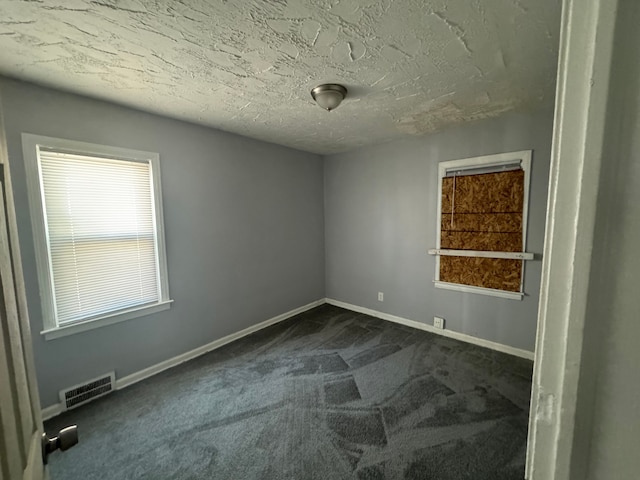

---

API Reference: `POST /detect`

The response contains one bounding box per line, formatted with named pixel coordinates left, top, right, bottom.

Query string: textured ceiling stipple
left=0, top=0, right=561, bottom=154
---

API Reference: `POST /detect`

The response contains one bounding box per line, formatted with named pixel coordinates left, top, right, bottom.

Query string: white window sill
left=434, top=281, right=524, bottom=300
left=41, top=300, right=174, bottom=340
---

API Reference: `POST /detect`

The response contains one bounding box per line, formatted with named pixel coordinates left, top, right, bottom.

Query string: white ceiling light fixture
left=311, top=84, right=348, bottom=111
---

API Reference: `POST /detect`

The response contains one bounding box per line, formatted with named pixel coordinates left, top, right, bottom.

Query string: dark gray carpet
left=45, top=304, right=533, bottom=479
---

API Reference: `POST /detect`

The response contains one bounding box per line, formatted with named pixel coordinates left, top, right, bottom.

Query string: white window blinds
left=37, top=149, right=160, bottom=325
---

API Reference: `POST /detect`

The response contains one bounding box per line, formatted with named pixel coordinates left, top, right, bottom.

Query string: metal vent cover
left=59, top=372, right=115, bottom=410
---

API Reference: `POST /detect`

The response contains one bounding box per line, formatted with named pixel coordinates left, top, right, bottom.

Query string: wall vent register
left=59, top=372, right=115, bottom=410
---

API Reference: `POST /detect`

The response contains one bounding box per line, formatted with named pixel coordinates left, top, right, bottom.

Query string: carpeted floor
left=45, top=304, right=533, bottom=479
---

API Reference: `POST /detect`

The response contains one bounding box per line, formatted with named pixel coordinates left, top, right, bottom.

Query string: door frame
left=0, top=92, right=46, bottom=478
left=526, top=0, right=619, bottom=478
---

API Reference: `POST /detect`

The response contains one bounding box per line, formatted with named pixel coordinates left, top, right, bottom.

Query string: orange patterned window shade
left=439, top=170, right=525, bottom=292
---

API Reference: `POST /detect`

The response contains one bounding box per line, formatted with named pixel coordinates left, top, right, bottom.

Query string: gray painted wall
left=578, top=1, right=640, bottom=477
left=324, top=110, right=553, bottom=352
left=0, top=77, right=325, bottom=407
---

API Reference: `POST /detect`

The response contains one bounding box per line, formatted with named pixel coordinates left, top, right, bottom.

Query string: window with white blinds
left=23, top=135, right=171, bottom=339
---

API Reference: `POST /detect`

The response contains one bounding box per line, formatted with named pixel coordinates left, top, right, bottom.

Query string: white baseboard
left=42, top=403, right=64, bottom=421
left=42, top=297, right=534, bottom=421
left=325, top=298, right=535, bottom=361
left=41, top=298, right=325, bottom=421
left=116, top=298, right=325, bottom=390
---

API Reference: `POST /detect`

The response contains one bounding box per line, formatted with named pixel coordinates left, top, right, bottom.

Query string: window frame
left=22, top=134, right=172, bottom=340
left=434, top=150, right=532, bottom=300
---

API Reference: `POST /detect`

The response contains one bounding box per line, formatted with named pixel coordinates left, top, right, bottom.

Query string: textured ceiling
left=0, top=0, right=561, bottom=154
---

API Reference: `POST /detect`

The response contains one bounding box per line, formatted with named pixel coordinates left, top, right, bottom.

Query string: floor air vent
left=60, top=372, right=115, bottom=410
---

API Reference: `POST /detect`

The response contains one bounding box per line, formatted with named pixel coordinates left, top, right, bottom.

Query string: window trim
left=434, top=150, right=532, bottom=300
left=22, top=134, right=172, bottom=340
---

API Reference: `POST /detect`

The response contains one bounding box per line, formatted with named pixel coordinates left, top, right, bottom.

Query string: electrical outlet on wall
left=378, top=292, right=384, bottom=302
left=433, top=316, right=445, bottom=329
